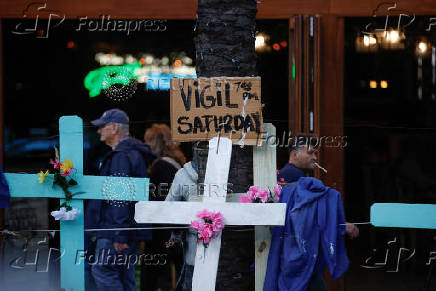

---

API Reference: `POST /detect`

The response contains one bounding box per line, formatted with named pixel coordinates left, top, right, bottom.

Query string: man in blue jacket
left=275, top=137, right=358, bottom=290
left=278, top=138, right=359, bottom=238
left=264, top=178, right=350, bottom=291
left=86, top=109, right=157, bottom=291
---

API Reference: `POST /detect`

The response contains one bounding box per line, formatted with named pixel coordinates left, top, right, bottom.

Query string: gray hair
left=116, top=123, right=129, bottom=136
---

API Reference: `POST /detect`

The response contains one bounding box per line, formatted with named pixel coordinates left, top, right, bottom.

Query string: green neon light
left=292, top=63, right=296, bottom=80
left=84, top=63, right=141, bottom=98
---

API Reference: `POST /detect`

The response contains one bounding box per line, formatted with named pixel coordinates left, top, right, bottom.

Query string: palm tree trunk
left=195, top=0, right=258, bottom=289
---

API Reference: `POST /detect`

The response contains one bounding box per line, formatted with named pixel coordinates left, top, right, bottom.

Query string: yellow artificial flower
left=60, top=158, right=74, bottom=173
left=38, top=170, right=49, bottom=184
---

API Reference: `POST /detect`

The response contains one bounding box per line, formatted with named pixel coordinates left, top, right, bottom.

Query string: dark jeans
left=140, top=235, right=183, bottom=291
left=85, top=238, right=97, bottom=291
left=91, top=238, right=137, bottom=291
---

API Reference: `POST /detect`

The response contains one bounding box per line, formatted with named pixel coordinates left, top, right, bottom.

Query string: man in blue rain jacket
left=264, top=177, right=350, bottom=291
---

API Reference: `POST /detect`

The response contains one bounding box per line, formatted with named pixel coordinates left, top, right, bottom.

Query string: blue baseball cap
left=91, top=109, right=129, bottom=127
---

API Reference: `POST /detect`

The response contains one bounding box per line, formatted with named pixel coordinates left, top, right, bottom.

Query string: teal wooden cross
left=371, top=203, right=436, bottom=229
left=4, top=115, right=150, bottom=291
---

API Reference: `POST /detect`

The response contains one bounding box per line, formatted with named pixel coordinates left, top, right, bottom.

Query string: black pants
left=140, top=238, right=183, bottom=291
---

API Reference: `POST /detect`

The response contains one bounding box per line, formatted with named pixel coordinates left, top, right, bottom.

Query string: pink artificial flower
left=248, top=186, right=260, bottom=199
left=211, top=212, right=224, bottom=231
left=196, top=209, right=212, bottom=220
left=201, top=233, right=211, bottom=243
left=193, top=209, right=226, bottom=245
left=212, top=218, right=224, bottom=231
left=212, top=216, right=223, bottom=224
left=190, top=220, right=204, bottom=230
left=274, top=184, right=282, bottom=201
left=213, top=222, right=224, bottom=232
left=259, top=189, right=269, bottom=203
left=210, top=211, right=223, bottom=221
left=247, top=190, right=256, bottom=200
left=249, top=186, right=260, bottom=194
left=199, top=228, right=213, bottom=243
left=61, top=168, right=74, bottom=177
left=238, top=195, right=253, bottom=203
left=204, top=223, right=213, bottom=231
left=50, top=158, right=61, bottom=169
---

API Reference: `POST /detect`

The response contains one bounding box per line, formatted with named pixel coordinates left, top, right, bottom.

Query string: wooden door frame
left=289, top=14, right=345, bottom=291
left=319, top=16, right=345, bottom=291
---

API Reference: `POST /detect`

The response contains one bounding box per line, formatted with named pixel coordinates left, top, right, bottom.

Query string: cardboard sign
left=170, top=77, right=263, bottom=145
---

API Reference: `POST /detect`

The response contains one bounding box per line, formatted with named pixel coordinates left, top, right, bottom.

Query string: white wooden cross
left=135, top=123, right=282, bottom=290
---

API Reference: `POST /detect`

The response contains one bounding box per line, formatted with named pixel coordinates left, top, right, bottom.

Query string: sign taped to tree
left=170, top=77, right=263, bottom=145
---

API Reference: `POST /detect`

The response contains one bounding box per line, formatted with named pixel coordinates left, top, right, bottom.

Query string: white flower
left=50, top=207, right=66, bottom=220
left=51, top=207, right=80, bottom=221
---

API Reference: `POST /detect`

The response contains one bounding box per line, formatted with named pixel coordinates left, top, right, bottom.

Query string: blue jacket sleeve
left=323, top=190, right=349, bottom=280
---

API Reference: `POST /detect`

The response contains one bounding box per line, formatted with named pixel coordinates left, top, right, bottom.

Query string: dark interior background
left=344, top=16, right=436, bottom=290
left=2, top=19, right=289, bottom=174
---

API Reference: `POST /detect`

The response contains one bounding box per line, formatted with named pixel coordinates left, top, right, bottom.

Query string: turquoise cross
left=4, top=115, right=150, bottom=291
left=371, top=203, right=436, bottom=229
